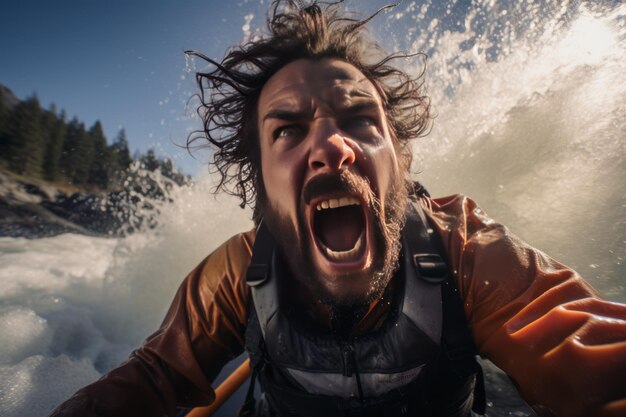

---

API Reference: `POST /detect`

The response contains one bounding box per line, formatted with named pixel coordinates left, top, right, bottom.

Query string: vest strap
left=403, top=203, right=447, bottom=285
left=246, top=222, right=279, bottom=340
left=246, top=221, right=275, bottom=287
left=419, top=203, right=486, bottom=415
left=401, top=203, right=444, bottom=346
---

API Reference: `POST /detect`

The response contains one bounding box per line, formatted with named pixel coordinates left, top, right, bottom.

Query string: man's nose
left=308, top=125, right=356, bottom=172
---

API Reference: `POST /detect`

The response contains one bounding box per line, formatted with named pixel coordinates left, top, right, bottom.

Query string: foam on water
left=0, top=176, right=253, bottom=417
left=1, top=1, right=625, bottom=416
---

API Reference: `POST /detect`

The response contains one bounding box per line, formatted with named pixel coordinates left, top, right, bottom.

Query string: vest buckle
left=412, top=254, right=447, bottom=284
left=246, top=264, right=269, bottom=287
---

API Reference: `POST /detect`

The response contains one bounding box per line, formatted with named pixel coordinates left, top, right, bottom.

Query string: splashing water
left=0, top=175, right=253, bottom=417
left=386, top=0, right=626, bottom=299
left=1, top=1, right=625, bottom=416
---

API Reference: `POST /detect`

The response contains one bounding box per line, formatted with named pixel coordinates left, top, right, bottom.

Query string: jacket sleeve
left=47, top=231, right=254, bottom=417
left=423, top=195, right=626, bottom=417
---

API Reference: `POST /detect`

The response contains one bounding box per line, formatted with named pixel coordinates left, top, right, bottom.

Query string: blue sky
left=1, top=0, right=400, bottom=175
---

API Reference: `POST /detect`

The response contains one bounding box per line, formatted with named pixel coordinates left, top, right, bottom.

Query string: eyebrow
left=262, top=100, right=380, bottom=124
left=262, top=109, right=310, bottom=124
left=339, top=100, right=379, bottom=115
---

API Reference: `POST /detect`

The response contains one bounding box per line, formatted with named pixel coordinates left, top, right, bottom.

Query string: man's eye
left=345, top=116, right=376, bottom=130
left=274, top=125, right=303, bottom=140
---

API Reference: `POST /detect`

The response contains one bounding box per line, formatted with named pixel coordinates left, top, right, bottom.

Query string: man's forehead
left=322, top=63, right=362, bottom=81
left=259, top=58, right=382, bottom=111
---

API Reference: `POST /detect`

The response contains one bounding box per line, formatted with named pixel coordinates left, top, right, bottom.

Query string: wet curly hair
left=186, top=0, right=431, bottom=218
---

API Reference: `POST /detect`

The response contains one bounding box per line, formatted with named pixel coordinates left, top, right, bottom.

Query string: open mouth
left=311, top=196, right=367, bottom=263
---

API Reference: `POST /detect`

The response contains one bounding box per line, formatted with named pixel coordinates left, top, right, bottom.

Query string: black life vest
left=243, top=198, right=485, bottom=417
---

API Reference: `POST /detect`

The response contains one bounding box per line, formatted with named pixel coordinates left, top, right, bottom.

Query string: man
left=49, top=1, right=626, bottom=416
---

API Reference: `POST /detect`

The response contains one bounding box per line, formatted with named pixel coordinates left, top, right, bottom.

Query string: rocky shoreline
left=0, top=171, right=121, bottom=238
left=0, top=170, right=177, bottom=238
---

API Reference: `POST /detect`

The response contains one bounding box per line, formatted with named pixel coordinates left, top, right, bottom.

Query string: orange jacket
left=49, top=195, right=626, bottom=417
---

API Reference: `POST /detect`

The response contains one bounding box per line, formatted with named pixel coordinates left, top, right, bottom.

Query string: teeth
left=315, top=197, right=360, bottom=211
left=321, top=232, right=364, bottom=261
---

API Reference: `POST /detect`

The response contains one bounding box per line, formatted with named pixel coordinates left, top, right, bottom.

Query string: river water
left=1, top=1, right=624, bottom=416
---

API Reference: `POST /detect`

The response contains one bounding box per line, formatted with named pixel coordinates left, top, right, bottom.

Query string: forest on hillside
left=0, top=85, right=186, bottom=190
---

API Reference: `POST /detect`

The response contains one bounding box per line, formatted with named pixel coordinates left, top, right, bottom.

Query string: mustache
left=302, top=171, right=372, bottom=205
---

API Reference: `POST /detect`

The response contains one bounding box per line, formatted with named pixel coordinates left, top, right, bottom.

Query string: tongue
left=315, top=206, right=364, bottom=252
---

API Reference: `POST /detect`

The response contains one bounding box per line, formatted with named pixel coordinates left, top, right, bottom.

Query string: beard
left=260, top=169, right=411, bottom=313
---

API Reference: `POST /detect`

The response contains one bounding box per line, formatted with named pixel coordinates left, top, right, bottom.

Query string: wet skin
left=257, top=58, right=403, bottom=305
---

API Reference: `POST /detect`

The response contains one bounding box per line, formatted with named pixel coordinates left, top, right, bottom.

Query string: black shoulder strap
left=246, top=221, right=275, bottom=287
left=401, top=203, right=445, bottom=345
left=404, top=202, right=448, bottom=285
left=244, top=221, right=275, bottom=371
left=242, top=223, right=277, bottom=417
left=245, top=221, right=280, bottom=341
left=411, top=199, right=486, bottom=415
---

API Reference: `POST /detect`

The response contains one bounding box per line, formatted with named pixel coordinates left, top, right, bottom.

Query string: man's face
left=257, top=58, right=408, bottom=308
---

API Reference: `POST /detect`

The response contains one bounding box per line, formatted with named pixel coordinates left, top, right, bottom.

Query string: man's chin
left=308, top=256, right=388, bottom=309
left=322, top=280, right=388, bottom=311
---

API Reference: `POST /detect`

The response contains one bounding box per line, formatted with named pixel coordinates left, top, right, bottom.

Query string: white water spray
left=0, top=174, right=252, bottom=417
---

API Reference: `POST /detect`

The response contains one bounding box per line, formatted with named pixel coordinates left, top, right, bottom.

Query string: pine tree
left=142, top=148, right=159, bottom=171
left=60, top=119, right=93, bottom=186
left=4, top=94, right=44, bottom=177
left=60, top=118, right=79, bottom=183
left=42, top=106, right=66, bottom=182
left=87, top=121, right=111, bottom=189
left=110, top=129, right=132, bottom=169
